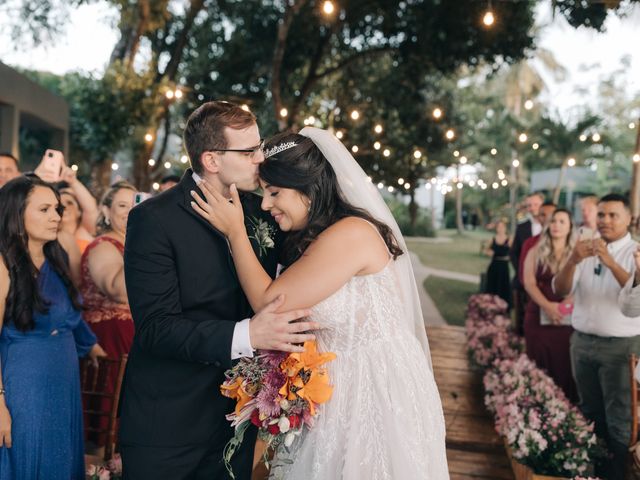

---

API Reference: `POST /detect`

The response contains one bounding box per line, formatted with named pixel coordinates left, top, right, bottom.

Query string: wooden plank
left=447, top=449, right=514, bottom=479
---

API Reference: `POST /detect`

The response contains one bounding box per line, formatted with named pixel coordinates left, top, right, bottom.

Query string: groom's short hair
left=183, top=101, right=256, bottom=174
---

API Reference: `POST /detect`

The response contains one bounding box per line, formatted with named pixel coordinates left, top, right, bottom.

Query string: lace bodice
left=311, top=261, right=409, bottom=353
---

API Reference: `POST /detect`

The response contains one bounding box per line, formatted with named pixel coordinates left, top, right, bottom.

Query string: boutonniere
left=247, top=216, right=276, bottom=258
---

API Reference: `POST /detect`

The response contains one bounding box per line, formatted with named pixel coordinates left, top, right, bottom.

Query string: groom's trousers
left=121, top=430, right=257, bottom=480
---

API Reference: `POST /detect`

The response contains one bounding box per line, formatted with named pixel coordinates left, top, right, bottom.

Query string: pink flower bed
left=466, top=294, right=605, bottom=478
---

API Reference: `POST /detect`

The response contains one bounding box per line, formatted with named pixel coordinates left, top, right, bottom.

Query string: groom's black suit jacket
left=119, top=170, right=280, bottom=453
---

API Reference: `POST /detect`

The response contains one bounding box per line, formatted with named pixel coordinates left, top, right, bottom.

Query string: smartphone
left=578, top=226, right=594, bottom=241
left=38, top=149, right=64, bottom=182
left=134, top=192, right=152, bottom=205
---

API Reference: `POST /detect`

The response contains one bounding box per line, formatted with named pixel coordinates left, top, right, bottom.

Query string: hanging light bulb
left=148, top=158, right=156, bottom=167
left=383, top=149, right=391, bottom=157
left=432, top=108, right=443, bottom=119
left=518, top=133, right=528, bottom=143
left=180, top=155, right=189, bottom=164
left=445, top=129, right=455, bottom=140
left=512, top=159, right=520, bottom=168
left=322, top=0, right=335, bottom=15
left=460, top=156, right=467, bottom=164
left=280, top=108, right=288, bottom=118
left=71, top=164, right=78, bottom=172
left=592, top=133, right=601, bottom=142
left=413, top=150, right=422, bottom=159
left=350, top=110, right=360, bottom=120
left=567, top=157, right=576, bottom=167
left=144, top=133, right=154, bottom=142
left=374, top=124, right=383, bottom=134
left=335, top=131, right=344, bottom=139
left=482, top=1, right=495, bottom=27
left=152, top=182, right=160, bottom=191
left=374, top=141, right=381, bottom=150
left=351, top=145, right=359, bottom=153
left=490, top=148, right=497, bottom=155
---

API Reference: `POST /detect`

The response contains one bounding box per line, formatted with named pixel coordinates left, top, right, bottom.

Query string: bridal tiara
left=264, top=141, right=298, bottom=159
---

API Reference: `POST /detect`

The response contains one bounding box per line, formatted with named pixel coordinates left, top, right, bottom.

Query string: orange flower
left=290, top=341, right=337, bottom=371
left=220, top=377, right=252, bottom=415
left=295, top=369, right=334, bottom=415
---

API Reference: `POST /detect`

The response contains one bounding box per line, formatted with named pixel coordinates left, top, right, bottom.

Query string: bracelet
left=0, top=388, right=5, bottom=396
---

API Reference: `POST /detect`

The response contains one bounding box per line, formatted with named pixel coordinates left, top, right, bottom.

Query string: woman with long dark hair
left=191, top=128, right=448, bottom=479
left=0, top=175, right=104, bottom=478
left=522, top=208, right=577, bottom=400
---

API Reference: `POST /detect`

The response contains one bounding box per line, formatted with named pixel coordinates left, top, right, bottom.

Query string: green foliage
left=387, top=198, right=435, bottom=238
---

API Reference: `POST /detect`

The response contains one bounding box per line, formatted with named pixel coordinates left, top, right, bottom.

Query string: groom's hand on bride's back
left=250, top=294, right=319, bottom=353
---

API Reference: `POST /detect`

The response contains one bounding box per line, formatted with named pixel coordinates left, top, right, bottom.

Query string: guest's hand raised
left=190, top=181, right=245, bottom=238
left=593, top=239, right=615, bottom=269
left=250, top=295, right=320, bottom=353
left=570, top=240, right=595, bottom=265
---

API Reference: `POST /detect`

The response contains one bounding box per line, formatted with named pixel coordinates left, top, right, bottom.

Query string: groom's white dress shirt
left=192, top=172, right=253, bottom=360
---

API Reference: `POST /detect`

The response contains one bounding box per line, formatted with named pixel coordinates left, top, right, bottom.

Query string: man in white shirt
left=554, top=193, right=640, bottom=480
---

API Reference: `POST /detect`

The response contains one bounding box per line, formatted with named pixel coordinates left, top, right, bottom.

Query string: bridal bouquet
left=220, top=340, right=336, bottom=477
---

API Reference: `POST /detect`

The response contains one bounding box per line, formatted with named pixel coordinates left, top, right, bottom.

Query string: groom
left=119, top=101, right=318, bottom=479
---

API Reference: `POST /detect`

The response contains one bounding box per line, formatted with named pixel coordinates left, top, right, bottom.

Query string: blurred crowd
left=484, top=190, right=640, bottom=479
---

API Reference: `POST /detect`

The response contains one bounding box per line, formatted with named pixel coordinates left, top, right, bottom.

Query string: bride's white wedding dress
left=271, top=242, right=450, bottom=479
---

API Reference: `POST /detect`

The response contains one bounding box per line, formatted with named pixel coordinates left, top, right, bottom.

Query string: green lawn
left=406, top=229, right=494, bottom=276
left=423, top=276, right=480, bottom=326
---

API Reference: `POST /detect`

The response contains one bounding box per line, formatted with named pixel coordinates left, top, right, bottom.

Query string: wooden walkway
left=429, top=325, right=514, bottom=479
left=253, top=325, right=513, bottom=479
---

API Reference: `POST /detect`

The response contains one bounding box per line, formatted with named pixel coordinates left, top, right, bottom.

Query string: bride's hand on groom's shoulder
left=250, top=294, right=320, bottom=353
left=190, top=181, right=245, bottom=238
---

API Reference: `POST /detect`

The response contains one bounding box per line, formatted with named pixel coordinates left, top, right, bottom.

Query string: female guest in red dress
left=80, top=181, right=136, bottom=359
left=522, top=208, right=577, bottom=401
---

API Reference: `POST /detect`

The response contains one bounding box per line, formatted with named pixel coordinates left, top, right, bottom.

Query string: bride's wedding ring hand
left=250, top=294, right=321, bottom=353
left=190, top=181, right=244, bottom=238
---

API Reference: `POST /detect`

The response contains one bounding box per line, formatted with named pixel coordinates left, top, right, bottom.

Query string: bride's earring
left=105, top=216, right=111, bottom=226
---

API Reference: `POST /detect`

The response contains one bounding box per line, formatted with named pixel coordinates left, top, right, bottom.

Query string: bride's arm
left=190, top=183, right=387, bottom=311
left=229, top=217, right=386, bottom=311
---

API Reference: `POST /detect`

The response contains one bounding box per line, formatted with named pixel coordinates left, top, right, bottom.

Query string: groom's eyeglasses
left=210, top=139, right=265, bottom=158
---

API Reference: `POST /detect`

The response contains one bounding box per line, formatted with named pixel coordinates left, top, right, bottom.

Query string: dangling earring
left=105, top=216, right=111, bottom=226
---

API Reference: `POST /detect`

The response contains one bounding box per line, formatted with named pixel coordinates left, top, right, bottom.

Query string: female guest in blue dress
left=0, top=175, right=105, bottom=479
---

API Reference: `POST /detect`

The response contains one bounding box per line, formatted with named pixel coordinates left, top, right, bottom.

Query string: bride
left=191, top=127, right=449, bottom=479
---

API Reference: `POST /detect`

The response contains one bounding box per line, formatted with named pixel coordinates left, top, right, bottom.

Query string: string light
left=453, top=150, right=460, bottom=157
left=383, top=148, right=391, bottom=157
left=398, top=178, right=404, bottom=185
left=111, top=163, right=119, bottom=171
left=532, top=143, right=539, bottom=150
left=567, top=158, right=576, bottom=167
left=490, top=148, right=497, bottom=155
left=374, top=124, right=383, bottom=134
left=351, top=145, right=359, bottom=153
left=492, top=182, right=499, bottom=189
left=634, top=154, right=640, bottom=163
left=460, top=156, right=467, bottom=164
left=164, top=161, right=172, bottom=169
left=180, top=155, right=189, bottom=164
left=148, top=158, right=156, bottom=166
left=512, top=159, right=520, bottom=168
left=165, top=90, right=174, bottom=100
left=388, top=186, right=395, bottom=192
left=374, top=141, right=381, bottom=150
left=579, top=134, right=587, bottom=142
left=152, top=182, right=160, bottom=191
left=280, top=108, right=288, bottom=118
left=592, top=133, right=601, bottom=142
left=524, top=99, right=534, bottom=110
left=71, top=164, right=78, bottom=172
left=432, top=108, right=443, bottom=119
left=501, top=179, right=508, bottom=186
left=630, top=122, right=636, bottom=130
left=174, top=89, right=183, bottom=99
left=457, top=182, right=463, bottom=189
left=413, top=150, right=422, bottom=159
left=335, top=131, right=344, bottom=139
left=377, top=182, right=384, bottom=189
left=426, top=183, right=432, bottom=190
left=469, top=180, right=476, bottom=187
left=518, top=133, right=528, bottom=143
left=322, top=0, right=335, bottom=15
left=482, top=10, right=495, bottom=27
left=350, top=110, right=360, bottom=120
left=144, top=133, right=154, bottom=142
left=445, top=129, right=455, bottom=140
left=404, top=183, right=410, bottom=190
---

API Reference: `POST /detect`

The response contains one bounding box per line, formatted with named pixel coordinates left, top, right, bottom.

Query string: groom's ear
left=201, top=152, right=221, bottom=174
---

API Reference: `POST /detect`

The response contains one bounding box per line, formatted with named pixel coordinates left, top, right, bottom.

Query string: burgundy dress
left=523, top=264, right=577, bottom=401
left=80, top=236, right=134, bottom=359
left=80, top=236, right=134, bottom=446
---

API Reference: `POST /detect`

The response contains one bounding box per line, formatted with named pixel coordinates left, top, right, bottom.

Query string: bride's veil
left=299, top=127, right=433, bottom=370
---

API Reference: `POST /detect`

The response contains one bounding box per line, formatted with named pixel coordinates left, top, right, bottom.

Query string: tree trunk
left=409, top=189, right=418, bottom=228
left=455, top=185, right=464, bottom=234
left=90, top=160, right=113, bottom=199
left=630, top=119, right=640, bottom=233
left=552, top=160, right=568, bottom=205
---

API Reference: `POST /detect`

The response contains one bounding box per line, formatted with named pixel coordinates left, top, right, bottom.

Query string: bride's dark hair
left=260, top=132, right=403, bottom=266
